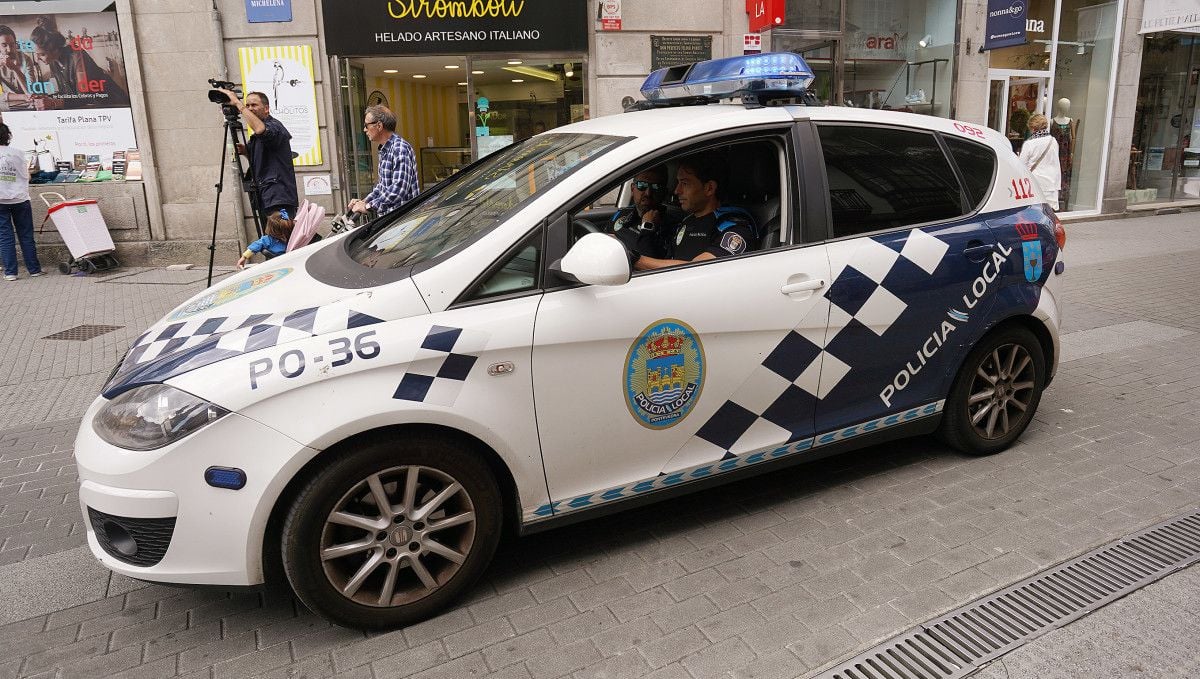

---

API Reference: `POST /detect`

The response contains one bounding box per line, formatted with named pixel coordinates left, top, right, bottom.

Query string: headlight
left=93, top=384, right=229, bottom=451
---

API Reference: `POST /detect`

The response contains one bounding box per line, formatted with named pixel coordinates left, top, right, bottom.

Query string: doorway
left=1131, top=34, right=1200, bottom=204
left=986, top=72, right=1051, bottom=155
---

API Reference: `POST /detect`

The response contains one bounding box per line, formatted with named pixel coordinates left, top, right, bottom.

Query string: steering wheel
left=572, top=217, right=602, bottom=240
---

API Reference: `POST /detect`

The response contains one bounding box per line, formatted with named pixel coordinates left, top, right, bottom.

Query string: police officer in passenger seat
left=634, top=154, right=758, bottom=271
left=608, top=166, right=673, bottom=259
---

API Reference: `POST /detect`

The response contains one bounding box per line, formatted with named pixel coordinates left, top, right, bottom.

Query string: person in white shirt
left=1019, top=113, right=1062, bottom=207
left=0, top=122, right=42, bottom=280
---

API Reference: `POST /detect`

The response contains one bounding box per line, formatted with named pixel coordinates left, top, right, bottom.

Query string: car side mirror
left=551, top=233, right=631, bottom=286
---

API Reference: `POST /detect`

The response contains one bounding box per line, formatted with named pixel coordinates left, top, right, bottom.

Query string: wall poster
left=0, top=10, right=135, bottom=167
left=238, top=45, right=322, bottom=166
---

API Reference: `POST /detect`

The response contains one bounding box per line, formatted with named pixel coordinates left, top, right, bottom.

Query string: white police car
left=75, top=53, right=1065, bottom=629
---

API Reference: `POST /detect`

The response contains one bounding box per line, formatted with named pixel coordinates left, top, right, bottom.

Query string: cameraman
left=216, top=89, right=298, bottom=218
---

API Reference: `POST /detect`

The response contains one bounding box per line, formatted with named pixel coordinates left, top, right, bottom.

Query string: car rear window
left=817, top=125, right=966, bottom=238
left=944, top=136, right=997, bottom=211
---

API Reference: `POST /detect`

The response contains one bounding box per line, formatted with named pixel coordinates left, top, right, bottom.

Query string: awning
left=1140, top=0, right=1200, bottom=34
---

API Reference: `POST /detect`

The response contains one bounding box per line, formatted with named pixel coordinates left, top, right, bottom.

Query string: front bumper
left=74, top=398, right=318, bottom=586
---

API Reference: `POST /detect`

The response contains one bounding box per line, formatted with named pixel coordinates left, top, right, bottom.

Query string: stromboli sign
left=322, top=0, right=587, bottom=55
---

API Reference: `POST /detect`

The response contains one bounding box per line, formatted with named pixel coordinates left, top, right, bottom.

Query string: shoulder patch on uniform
left=720, top=231, right=747, bottom=255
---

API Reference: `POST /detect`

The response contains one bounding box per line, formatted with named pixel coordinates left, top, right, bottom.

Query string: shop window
left=1052, top=0, right=1120, bottom=211
left=944, top=137, right=997, bottom=210
left=817, top=125, right=964, bottom=237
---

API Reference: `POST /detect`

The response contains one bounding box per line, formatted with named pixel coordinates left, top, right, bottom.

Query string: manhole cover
left=41, top=324, right=124, bottom=341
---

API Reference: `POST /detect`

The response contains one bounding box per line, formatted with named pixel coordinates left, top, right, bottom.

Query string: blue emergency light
left=639, top=52, right=815, bottom=104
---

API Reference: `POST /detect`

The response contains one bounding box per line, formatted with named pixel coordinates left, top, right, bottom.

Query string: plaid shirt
left=365, top=134, right=419, bottom=215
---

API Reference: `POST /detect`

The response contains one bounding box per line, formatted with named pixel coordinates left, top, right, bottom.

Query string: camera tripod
left=207, top=106, right=267, bottom=287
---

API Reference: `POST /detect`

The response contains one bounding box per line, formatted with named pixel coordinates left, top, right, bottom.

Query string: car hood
left=102, top=246, right=429, bottom=398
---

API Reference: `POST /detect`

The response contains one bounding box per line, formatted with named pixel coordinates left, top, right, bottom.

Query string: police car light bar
left=639, top=52, right=815, bottom=103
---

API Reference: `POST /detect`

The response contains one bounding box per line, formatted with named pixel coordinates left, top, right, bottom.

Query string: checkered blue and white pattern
left=107, top=306, right=385, bottom=394
left=393, top=325, right=489, bottom=406
left=677, top=228, right=951, bottom=462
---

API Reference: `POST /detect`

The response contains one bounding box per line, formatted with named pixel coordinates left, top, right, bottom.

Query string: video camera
left=207, top=78, right=243, bottom=119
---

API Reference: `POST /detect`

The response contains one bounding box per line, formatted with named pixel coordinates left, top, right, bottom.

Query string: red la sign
left=746, top=0, right=785, bottom=32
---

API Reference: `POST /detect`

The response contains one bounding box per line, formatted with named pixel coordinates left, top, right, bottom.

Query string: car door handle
left=963, top=241, right=992, bottom=263
left=781, top=279, right=826, bottom=295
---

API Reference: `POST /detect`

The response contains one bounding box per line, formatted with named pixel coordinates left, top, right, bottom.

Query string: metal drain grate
left=41, top=324, right=124, bottom=341
left=816, top=509, right=1200, bottom=679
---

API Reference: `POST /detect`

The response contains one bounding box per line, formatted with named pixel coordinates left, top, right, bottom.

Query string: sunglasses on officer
left=632, top=179, right=664, bottom=192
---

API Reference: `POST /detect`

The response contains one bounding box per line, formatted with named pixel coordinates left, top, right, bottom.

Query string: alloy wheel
left=319, top=465, right=477, bottom=608
left=966, top=343, right=1037, bottom=440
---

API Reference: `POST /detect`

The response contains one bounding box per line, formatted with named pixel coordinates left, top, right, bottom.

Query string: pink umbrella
left=287, top=200, right=326, bottom=252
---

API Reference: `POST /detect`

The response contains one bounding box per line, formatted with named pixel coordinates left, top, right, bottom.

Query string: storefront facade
left=1129, top=0, right=1200, bottom=206
left=321, top=0, right=589, bottom=195
left=978, top=0, right=1125, bottom=215
left=19, top=1, right=1191, bottom=268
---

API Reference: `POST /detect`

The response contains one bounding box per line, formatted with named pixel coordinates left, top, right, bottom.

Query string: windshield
left=349, top=133, right=626, bottom=269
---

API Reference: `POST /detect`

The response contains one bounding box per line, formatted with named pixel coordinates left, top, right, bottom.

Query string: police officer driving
left=633, top=153, right=757, bottom=271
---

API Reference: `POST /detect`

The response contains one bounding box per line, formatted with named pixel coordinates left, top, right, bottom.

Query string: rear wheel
left=940, top=326, right=1045, bottom=456
left=282, top=435, right=502, bottom=629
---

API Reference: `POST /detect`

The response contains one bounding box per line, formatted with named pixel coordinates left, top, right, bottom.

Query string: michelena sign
left=323, top=0, right=587, bottom=55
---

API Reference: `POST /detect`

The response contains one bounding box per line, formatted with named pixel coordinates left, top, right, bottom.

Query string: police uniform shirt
left=610, top=206, right=671, bottom=259
left=670, top=211, right=757, bottom=261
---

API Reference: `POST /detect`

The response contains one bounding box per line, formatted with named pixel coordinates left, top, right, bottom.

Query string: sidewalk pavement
left=0, top=216, right=1198, bottom=679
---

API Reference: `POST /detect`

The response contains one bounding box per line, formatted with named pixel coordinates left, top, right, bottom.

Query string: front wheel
left=940, top=325, right=1046, bottom=456
left=282, top=435, right=502, bottom=629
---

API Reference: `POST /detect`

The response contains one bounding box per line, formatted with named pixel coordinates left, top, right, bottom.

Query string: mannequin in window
left=1050, top=98, right=1076, bottom=210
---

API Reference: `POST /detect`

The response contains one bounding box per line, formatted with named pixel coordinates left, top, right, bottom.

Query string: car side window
left=462, top=230, right=541, bottom=301
left=817, top=125, right=965, bottom=238
left=566, top=137, right=787, bottom=270
left=944, top=136, right=997, bottom=211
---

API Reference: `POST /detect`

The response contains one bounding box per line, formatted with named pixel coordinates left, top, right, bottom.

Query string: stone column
left=1102, top=0, right=1144, bottom=215
left=955, top=0, right=991, bottom=126
left=590, top=0, right=736, bottom=118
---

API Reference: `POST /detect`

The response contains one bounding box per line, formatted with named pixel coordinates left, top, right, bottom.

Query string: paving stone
left=572, top=650, right=652, bottom=679
left=592, top=616, right=663, bottom=657
left=177, top=630, right=259, bottom=674
left=468, top=588, right=537, bottom=624
left=549, top=608, right=620, bottom=645
left=636, top=627, right=709, bottom=669
left=786, top=624, right=858, bottom=670
left=679, top=636, right=757, bottom=677
left=255, top=653, right=336, bottom=679
left=662, top=568, right=726, bottom=603
left=506, top=595, right=578, bottom=635
left=649, top=595, right=719, bottom=635
left=524, top=639, right=602, bottom=679
left=289, top=626, right=368, bottom=662
left=329, top=629, right=409, bottom=672
left=364, top=639, right=448, bottom=678
left=20, top=631, right=110, bottom=676
left=528, top=568, right=596, bottom=603
left=211, top=642, right=294, bottom=679
left=729, top=648, right=808, bottom=679
left=481, top=628, right=555, bottom=671
left=442, top=616, right=515, bottom=658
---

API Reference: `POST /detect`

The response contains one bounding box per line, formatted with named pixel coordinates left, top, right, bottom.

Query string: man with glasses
left=608, top=166, right=674, bottom=258
left=348, top=105, right=418, bottom=217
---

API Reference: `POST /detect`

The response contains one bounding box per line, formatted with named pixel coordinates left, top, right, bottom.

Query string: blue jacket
left=246, top=234, right=288, bottom=256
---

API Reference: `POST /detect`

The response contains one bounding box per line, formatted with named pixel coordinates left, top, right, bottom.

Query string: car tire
left=282, top=435, right=502, bottom=630
left=940, top=325, right=1046, bottom=456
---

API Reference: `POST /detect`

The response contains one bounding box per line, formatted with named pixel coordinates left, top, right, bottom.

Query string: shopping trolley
left=38, top=192, right=120, bottom=274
